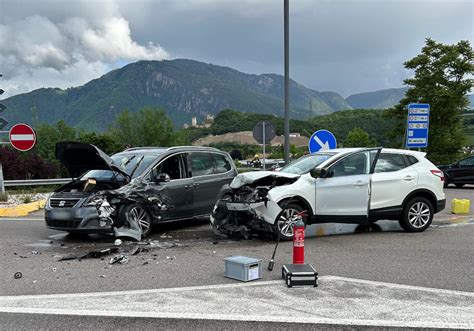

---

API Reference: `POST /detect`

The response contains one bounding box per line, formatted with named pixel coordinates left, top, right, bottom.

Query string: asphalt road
left=0, top=186, right=472, bottom=329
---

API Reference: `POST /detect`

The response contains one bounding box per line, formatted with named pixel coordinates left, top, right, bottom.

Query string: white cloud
left=0, top=1, right=169, bottom=98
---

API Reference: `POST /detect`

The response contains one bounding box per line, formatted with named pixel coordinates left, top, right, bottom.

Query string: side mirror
left=151, top=169, right=170, bottom=183
left=157, top=173, right=171, bottom=183
left=310, top=168, right=328, bottom=178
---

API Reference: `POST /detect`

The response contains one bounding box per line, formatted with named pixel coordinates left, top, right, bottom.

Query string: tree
left=387, top=39, right=474, bottom=164
left=345, top=127, right=377, bottom=147
left=110, top=107, right=182, bottom=147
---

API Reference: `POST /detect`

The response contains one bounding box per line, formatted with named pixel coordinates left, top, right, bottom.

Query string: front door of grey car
left=149, top=153, right=193, bottom=221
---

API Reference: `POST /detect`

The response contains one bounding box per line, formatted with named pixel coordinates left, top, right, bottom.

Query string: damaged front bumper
left=45, top=202, right=113, bottom=233
left=210, top=198, right=282, bottom=239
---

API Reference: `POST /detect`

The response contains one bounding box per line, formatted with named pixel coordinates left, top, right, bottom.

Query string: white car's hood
left=229, top=171, right=300, bottom=189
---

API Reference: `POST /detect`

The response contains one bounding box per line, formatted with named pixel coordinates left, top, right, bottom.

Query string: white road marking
left=10, top=134, right=34, bottom=141
left=0, top=276, right=472, bottom=329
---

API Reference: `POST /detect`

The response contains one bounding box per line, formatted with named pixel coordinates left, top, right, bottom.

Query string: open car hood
left=229, top=171, right=300, bottom=189
left=55, top=141, right=129, bottom=178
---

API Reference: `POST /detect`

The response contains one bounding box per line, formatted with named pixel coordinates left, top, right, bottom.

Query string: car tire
left=399, top=197, right=433, bottom=232
left=455, top=184, right=464, bottom=188
left=118, top=203, right=153, bottom=238
left=274, top=202, right=307, bottom=241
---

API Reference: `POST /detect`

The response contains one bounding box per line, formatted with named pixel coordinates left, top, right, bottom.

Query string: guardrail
left=3, top=169, right=265, bottom=186
left=4, top=178, right=72, bottom=187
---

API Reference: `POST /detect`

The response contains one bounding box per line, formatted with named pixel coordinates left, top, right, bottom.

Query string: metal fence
left=3, top=167, right=264, bottom=187
left=4, top=178, right=72, bottom=187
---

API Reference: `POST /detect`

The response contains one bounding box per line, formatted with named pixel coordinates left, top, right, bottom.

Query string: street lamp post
left=283, top=0, right=290, bottom=164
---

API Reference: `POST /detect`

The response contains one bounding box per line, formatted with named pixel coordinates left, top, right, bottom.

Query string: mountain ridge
left=1, top=59, right=352, bottom=130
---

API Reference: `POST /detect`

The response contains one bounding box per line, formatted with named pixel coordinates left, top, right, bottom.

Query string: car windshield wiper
left=129, top=155, right=145, bottom=179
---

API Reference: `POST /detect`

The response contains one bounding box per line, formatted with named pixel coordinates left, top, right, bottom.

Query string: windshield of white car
left=80, top=154, right=157, bottom=181
left=279, top=153, right=336, bottom=175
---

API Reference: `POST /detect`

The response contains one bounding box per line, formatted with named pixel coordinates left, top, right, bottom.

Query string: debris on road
left=58, top=247, right=119, bottom=261
left=109, top=254, right=129, bottom=265
left=114, top=239, right=123, bottom=246
left=14, top=272, right=22, bottom=279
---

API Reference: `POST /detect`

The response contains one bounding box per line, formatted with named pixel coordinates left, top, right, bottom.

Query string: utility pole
left=0, top=74, right=5, bottom=194
left=283, top=0, right=290, bottom=164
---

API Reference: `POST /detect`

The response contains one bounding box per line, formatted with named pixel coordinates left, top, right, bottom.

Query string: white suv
left=211, top=148, right=446, bottom=240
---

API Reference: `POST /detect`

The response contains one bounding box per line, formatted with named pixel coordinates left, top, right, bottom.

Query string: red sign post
left=9, top=123, right=37, bottom=151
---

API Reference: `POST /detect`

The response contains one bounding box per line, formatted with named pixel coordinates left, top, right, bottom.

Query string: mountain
left=0, top=59, right=352, bottom=130
left=346, top=87, right=408, bottom=109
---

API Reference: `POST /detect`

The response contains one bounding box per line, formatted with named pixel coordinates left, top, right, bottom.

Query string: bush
left=0, top=193, right=8, bottom=202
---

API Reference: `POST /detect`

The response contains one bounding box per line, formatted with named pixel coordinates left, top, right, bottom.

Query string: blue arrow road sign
left=406, top=103, right=430, bottom=148
left=308, top=129, right=337, bottom=153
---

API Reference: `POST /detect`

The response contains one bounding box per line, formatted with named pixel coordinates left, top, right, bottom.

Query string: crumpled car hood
left=229, top=171, right=300, bottom=189
left=56, top=141, right=128, bottom=178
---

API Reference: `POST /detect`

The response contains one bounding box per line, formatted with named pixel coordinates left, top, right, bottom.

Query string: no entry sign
left=9, top=123, right=37, bottom=151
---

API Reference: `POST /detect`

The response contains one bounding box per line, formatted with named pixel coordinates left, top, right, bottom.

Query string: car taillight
left=430, top=169, right=445, bottom=181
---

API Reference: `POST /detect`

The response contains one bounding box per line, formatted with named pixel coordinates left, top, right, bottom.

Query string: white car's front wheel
left=274, top=202, right=307, bottom=241
left=399, top=197, right=433, bottom=232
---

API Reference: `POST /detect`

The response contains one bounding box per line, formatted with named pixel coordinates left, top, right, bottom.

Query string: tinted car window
left=155, top=155, right=183, bottom=180
left=332, top=152, right=368, bottom=177
left=213, top=153, right=232, bottom=174
left=375, top=153, right=407, bottom=173
left=459, top=157, right=474, bottom=167
left=191, top=152, right=215, bottom=176
left=405, top=155, right=419, bottom=165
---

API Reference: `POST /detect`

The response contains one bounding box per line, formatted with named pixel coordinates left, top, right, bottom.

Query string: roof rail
left=166, top=146, right=219, bottom=151
left=125, top=147, right=166, bottom=151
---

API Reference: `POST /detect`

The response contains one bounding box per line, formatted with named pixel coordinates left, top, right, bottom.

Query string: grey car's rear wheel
left=274, top=203, right=306, bottom=241
left=399, top=197, right=433, bottom=232
left=119, top=203, right=152, bottom=238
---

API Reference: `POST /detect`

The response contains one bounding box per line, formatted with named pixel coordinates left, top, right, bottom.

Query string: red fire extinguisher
left=293, top=212, right=306, bottom=264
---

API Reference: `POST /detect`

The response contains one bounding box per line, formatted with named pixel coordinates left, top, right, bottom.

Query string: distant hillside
left=0, top=59, right=352, bottom=131
left=346, top=87, right=408, bottom=109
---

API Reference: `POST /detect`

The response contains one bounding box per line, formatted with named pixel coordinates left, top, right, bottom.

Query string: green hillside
left=346, top=88, right=409, bottom=109
left=0, top=59, right=352, bottom=131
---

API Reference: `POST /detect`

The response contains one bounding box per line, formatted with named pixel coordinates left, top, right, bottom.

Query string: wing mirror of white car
left=310, top=168, right=328, bottom=178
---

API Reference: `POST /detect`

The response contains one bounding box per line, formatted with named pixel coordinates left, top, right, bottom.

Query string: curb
left=0, top=200, right=46, bottom=217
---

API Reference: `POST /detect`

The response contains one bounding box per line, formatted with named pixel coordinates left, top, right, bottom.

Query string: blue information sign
left=406, top=103, right=430, bottom=148
left=308, top=129, right=337, bottom=153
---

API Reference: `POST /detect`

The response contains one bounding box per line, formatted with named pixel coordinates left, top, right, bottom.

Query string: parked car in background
left=211, top=148, right=446, bottom=240
left=45, top=142, right=237, bottom=238
left=437, top=156, right=474, bottom=188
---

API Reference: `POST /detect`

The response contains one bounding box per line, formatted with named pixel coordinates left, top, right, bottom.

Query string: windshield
left=280, top=153, right=336, bottom=175
left=80, top=154, right=157, bottom=181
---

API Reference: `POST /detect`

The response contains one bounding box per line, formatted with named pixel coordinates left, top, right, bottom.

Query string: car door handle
left=403, top=175, right=415, bottom=181
left=353, top=181, right=366, bottom=187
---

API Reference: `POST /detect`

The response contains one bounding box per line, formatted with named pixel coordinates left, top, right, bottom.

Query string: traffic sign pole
left=262, top=121, right=266, bottom=171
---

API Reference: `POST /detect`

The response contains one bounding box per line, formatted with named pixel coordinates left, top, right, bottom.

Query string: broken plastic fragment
left=109, top=254, right=129, bottom=265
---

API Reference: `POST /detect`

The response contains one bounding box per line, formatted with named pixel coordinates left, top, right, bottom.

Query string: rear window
left=405, top=155, right=419, bottom=166
left=375, top=153, right=407, bottom=173
left=190, top=152, right=232, bottom=176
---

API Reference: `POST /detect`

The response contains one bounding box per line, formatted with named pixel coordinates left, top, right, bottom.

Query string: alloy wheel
left=128, top=206, right=150, bottom=233
left=408, top=202, right=431, bottom=229
left=277, top=207, right=300, bottom=237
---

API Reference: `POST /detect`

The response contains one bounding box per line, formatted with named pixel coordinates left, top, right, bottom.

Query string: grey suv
left=45, top=142, right=237, bottom=237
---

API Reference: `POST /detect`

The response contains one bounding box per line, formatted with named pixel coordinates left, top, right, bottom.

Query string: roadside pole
left=0, top=161, right=4, bottom=194
left=283, top=0, right=290, bottom=164
left=262, top=121, right=266, bottom=170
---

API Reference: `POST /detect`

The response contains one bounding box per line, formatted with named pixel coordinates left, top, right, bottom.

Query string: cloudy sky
left=0, top=0, right=472, bottom=98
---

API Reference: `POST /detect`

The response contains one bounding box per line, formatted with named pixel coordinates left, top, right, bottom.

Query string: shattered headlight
left=83, top=195, right=106, bottom=207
